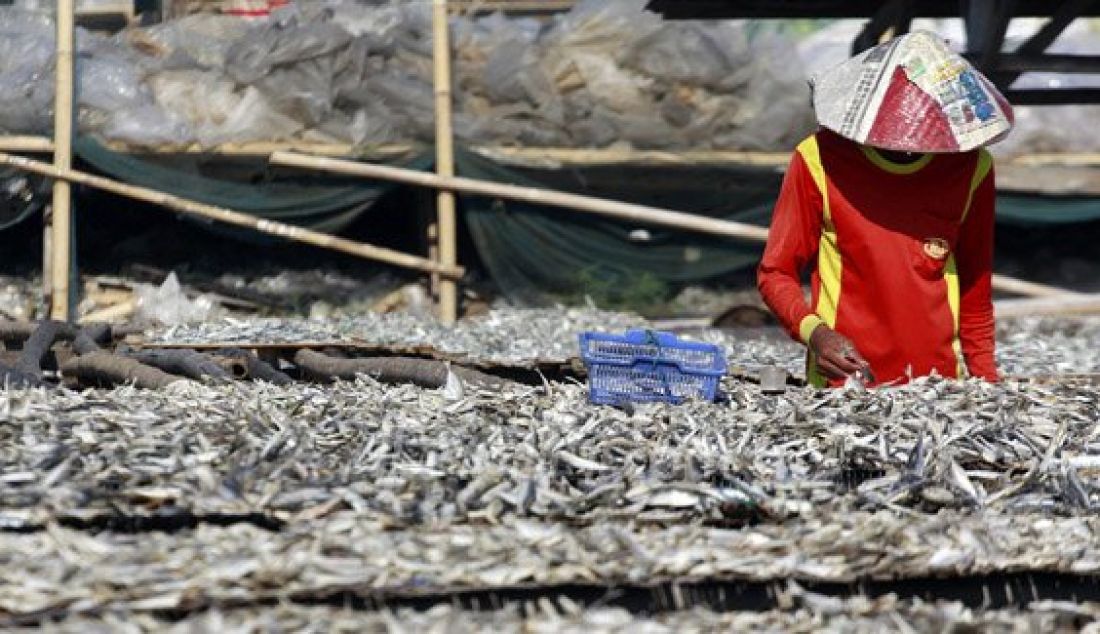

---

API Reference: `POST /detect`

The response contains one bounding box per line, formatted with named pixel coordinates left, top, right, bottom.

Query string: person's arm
left=955, top=152, right=998, bottom=381
left=757, top=151, right=825, bottom=344
left=757, top=146, right=870, bottom=381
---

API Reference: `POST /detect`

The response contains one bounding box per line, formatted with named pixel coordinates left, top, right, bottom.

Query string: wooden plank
left=1004, top=88, right=1100, bottom=105
left=996, top=293, right=1100, bottom=318
left=996, top=164, right=1100, bottom=196
left=75, top=2, right=134, bottom=18
left=976, top=53, right=1100, bottom=74
left=6, top=135, right=1100, bottom=170
left=647, top=0, right=1100, bottom=19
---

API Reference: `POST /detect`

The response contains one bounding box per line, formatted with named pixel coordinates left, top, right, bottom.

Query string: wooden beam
left=851, top=0, right=917, bottom=55
left=969, top=53, right=1100, bottom=74
left=997, top=0, right=1098, bottom=86
left=1004, top=88, right=1100, bottom=104
left=1014, top=0, right=1095, bottom=55
left=965, top=0, right=1016, bottom=73
left=645, top=0, right=1100, bottom=20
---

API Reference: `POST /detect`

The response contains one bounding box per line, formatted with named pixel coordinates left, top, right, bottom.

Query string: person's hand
left=808, top=324, right=873, bottom=382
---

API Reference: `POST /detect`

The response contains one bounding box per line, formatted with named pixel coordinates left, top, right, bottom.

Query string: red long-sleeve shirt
left=757, top=130, right=997, bottom=387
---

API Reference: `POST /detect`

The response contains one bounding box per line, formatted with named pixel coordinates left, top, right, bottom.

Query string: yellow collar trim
left=861, top=146, right=934, bottom=174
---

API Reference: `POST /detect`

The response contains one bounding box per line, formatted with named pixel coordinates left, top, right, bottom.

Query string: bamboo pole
left=0, top=153, right=463, bottom=278
left=995, top=293, right=1100, bottom=318
left=271, top=152, right=772, bottom=242
left=990, top=274, right=1082, bottom=299
left=432, top=0, right=459, bottom=324
left=270, top=152, right=1084, bottom=299
left=49, top=0, right=76, bottom=320
left=0, top=136, right=56, bottom=153
left=5, top=133, right=1100, bottom=169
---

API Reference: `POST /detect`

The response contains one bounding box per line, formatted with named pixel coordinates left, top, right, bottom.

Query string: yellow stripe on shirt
left=944, top=253, right=966, bottom=378
left=961, top=149, right=993, bottom=224
left=796, top=135, right=843, bottom=388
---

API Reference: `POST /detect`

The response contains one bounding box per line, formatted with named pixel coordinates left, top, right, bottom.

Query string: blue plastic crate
left=578, top=329, right=727, bottom=405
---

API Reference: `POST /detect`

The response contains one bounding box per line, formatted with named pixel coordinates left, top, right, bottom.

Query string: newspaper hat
left=810, top=31, right=1014, bottom=152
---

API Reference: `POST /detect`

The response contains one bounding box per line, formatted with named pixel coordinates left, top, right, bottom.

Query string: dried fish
left=0, top=307, right=1096, bottom=628
left=5, top=599, right=1100, bottom=633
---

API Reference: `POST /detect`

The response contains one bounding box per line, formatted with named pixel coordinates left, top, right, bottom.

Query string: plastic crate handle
left=643, top=329, right=674, bottom=400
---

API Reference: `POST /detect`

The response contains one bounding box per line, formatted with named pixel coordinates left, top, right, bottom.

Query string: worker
left=758, top=31, right=1014, bottom=387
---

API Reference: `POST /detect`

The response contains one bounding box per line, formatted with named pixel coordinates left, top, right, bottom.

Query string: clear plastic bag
left=198, top=86, right=304, bottom=146
left=0, top=1, right=819, bottom=151
left=78, top=52, right=152, bottom=113
left=101, top=105, right=193, bottom=147
left=134, top=272, right=221, bottom=326
left=626, top=22, right=753, bottom=90
left=0, top=8, right=56, bottom=133
left=225, top=18, right=352, bottom=84
left=128, top=14, right=256, bottom=70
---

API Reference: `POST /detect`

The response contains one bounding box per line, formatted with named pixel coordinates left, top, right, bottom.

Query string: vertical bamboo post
left=49, top=0, right=76, bottom=321
left=432, top=0, right=458, bottom=324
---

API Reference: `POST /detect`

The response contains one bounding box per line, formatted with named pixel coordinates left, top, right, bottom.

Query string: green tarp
left=997, top=194, right=1100, bottom=225
left=456, top=150, right=779, bottom=304
left=4, top=139, right=1095, bottom=304
left=74, top=138, right=432, bottom=235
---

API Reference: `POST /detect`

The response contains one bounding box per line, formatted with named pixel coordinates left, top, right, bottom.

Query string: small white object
left=441, top=364, right=465, bottom=402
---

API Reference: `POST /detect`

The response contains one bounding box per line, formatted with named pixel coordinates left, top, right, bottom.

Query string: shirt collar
left=861, top=146, right=934, bottom=174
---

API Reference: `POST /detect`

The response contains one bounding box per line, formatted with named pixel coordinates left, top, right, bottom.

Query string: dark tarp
left=456, top=149, right=779, bottom=304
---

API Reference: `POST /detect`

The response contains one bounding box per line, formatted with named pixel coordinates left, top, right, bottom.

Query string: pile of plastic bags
left=0, top=0, right=817, bottom=150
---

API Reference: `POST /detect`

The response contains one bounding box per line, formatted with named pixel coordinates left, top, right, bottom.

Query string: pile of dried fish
left=2, top=510, right=1100, bottom=614
left=997, top=317, right=1100, bottom=376
left=1, top=367, right=1098, bottom=531
left=151, top=309, right=648, bottom=366
left=1, top=310, right=1099, bottom=627
left=6, top=597, right=1099, bottom=633
left=149, top=310, right=1100, bottom=376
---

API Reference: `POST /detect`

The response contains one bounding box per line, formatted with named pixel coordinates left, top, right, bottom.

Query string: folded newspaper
left=810, top=31, right=1014, bottom=153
